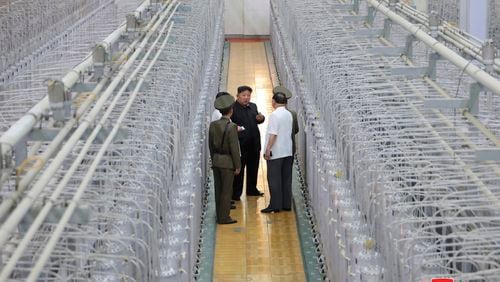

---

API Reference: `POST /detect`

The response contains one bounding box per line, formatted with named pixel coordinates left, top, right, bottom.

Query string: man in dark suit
left=231, top=86, right=265, bottom=200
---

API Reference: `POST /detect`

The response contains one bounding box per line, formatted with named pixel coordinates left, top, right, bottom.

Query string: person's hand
left=256, top=113, right=265, bottom=123
left=237, top=126, right=245, bottom=132
left=264, top=149, right=272, bottom=160
left=234, top=168, right=241, bottom=175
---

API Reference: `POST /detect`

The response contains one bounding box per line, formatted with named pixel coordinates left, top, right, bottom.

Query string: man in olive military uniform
left=272, top=86, right=299, bottom=211
left=209, top=94, right=241, bottom=224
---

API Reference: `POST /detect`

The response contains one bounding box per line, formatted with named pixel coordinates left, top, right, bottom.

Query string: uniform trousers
left=266, top=156, right=293, bottom=210
left=213, top=167, right=234, bottom=223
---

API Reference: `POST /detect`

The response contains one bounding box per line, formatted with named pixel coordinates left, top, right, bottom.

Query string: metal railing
left=271, top=0, right=500, bottom=281
left=0, top=0, right=224, bottom=280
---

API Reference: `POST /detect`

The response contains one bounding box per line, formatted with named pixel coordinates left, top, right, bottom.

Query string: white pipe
left=26, top=20, right=175, bottom=282
left=0, top=1, right=175, bottom=250
left=97, top=0, right=152, bottom=49
left=0, top=0, right=151, bottom=159
left=396, top=3, right=427, bottom=23
left=0, top=1, right=158, bottom=218
left=0, top=14, right=176, bottom=279
left=367, top=0, right=500, bottom=96
left=0, top=81, right=105, bottom=221
left=439, top=33, right=482, bottom=61
left=400, top=3, right=483, bottom=50
left=441, top=30, right=481, bottom=54
left=135, top=0, right=152, bottom=17
left=377, top=13, right=500, bottom=208
left=60, top=0, right=151, bottom=86
left=396, top=2, right=500, bottom=73
left=0, top=99, right=48, bottom=153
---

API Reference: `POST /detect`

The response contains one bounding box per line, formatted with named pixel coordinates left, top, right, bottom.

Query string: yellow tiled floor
left=213, top=41, right=306, bottom=282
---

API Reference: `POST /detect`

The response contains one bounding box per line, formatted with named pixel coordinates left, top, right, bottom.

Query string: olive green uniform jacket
left=209, top=116, right=241, bottom=223
left=209, top=117, right=241, bottom=170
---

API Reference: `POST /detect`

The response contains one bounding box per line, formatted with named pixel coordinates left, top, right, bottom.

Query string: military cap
left=216, top=91, right=230, bottom=99
left=214, top=94, right=235, bottom=110
left=272, top=86, right=292, bottom=99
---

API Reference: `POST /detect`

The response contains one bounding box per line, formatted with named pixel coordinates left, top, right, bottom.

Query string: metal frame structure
left=0, top=0, right=224, bottom=280
left=271, top=0, right=500, bottom=280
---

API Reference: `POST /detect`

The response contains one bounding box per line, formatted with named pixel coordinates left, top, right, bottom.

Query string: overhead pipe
left=0, top=0, right=168, bottom=219
left=0, top=12, right=176, bottom=278
left=378, top=5, right=500, bottom=210
left=0, top=81, right=105, bottom=221
left=0, top=0, right=177, bottom=250
left=386, top=4, right=500, bottom=148
left=0, top=0, right=151, bottom=164
left=367, top=0, right=500, bottom=96
left=0, top=44, right=130, bottom=219
left=395, top=2, right=500, bottom=73
left=376, top=34, right=500, bottom=210
left=26, top=20, right=175, bottom=281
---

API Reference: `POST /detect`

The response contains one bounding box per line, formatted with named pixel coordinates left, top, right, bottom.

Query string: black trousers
left=233, top=145, right=260, bottom=198
left=266, top=156, right=293, bottom=210
left=213, top=167, right=234, bottom=223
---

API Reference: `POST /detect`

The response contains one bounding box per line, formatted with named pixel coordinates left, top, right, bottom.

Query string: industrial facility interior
left=1, top=0, right=500, bottom=281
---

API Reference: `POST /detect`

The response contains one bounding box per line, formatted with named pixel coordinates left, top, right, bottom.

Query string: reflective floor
left=213, top=41, right=306, bottom=282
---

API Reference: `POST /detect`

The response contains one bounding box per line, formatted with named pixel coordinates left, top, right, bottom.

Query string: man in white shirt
left=261, top=93, right=293, bottom=213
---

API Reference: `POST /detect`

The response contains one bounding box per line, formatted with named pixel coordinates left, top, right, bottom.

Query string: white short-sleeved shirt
left=264, top=106, right=293, bottom=160
left=211, top=109, right=222, bottom=122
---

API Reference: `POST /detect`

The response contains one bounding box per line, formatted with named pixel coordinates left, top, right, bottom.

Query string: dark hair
left=219, top=106, right=232, bottom=116
left=216, top=92, right=230, bottom=99
left=272, top=93, right=287, bottom=104
left=237, top=86, right=253, bottom=94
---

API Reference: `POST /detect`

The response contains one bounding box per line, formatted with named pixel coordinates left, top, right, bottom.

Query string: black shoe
left=230, top=205, right=236, bottom=210
left=231, top=200, right=235, bottom=204
left=232, top=197, right=240, bottom=201
left=282, top=208, right=292, bottom=211
left=247, top=190, right=264, bottom=196
left=219, top=218, right=237, bottom=224
left=261, top=207, right=279, bottom=213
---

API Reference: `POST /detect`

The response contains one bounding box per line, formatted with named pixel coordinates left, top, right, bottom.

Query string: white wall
left=225, top=0, right=270, bottom=35
left=225, top=0, right=244, bottom=35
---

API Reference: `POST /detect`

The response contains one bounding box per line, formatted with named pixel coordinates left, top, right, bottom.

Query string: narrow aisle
left=213, top=40, right=306, bottom=282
